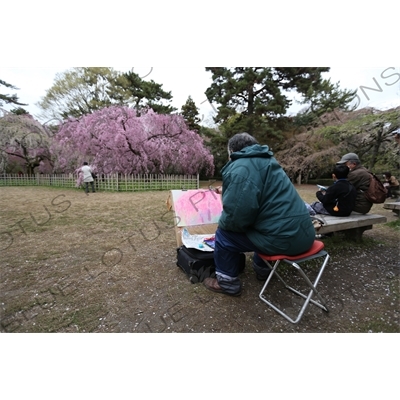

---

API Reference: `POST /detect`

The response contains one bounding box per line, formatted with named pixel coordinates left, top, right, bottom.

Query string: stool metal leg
left=286, top=257, right=330, bottom=309
left=259, top=252, right=330, bottom=324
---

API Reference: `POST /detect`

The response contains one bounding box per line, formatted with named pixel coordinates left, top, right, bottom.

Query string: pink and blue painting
left=171, top=189, right=223, bottom=227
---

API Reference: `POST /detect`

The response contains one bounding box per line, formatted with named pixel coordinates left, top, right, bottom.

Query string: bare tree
left=0, top=109, right=54, bottom=175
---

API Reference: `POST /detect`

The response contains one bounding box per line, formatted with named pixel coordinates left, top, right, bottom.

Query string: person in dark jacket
left=336, top=153, right=373, bottom=214
left=383, top=172, right=400, bottom=199
left=309, top=164, right=357, bottom=216
left=203, top=133, right=316, bottom=297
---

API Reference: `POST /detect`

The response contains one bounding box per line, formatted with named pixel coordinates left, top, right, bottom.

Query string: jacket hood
left=230, top=144, right=274, bottom=160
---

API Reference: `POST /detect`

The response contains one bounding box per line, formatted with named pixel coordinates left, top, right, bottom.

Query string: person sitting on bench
left=336, top=152, right=373, bottom=214
left=308, top=164, right=357, bottom=217
left=383, top=172, right=399, bottom=199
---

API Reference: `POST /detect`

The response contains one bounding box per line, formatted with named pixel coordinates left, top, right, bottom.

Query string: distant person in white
left=81, top=162, right=95, bottom=194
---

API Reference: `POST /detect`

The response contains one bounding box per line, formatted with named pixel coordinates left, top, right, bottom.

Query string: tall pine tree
left=109, top=70, right=176, bottom=115
left=180, top=96, right=201, bottom=132
left=205, top=67, right=330, bottom=140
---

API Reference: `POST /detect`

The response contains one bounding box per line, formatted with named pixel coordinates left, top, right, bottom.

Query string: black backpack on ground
left=176, top=246, right=246, bottom=284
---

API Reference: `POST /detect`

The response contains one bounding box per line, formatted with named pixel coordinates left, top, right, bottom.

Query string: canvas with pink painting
left=171, top=189, right=223, bottom=227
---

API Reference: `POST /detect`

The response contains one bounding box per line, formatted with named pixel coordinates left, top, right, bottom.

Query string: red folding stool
left=258, top=240, right=330, bottom=324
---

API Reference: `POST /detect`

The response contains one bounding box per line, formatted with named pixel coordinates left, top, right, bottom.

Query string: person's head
left=336, top=153, right=360, bottom=170
left=332, top=164, right=350, bottom=180
left=384, top=172, right=391, bottom=179
left=227, top=133, right=258, bottom=156
left=83, top=162, right=88, bottom=166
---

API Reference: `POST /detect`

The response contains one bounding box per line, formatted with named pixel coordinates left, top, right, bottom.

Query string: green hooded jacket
left=218, top=144, right=315, bottom=255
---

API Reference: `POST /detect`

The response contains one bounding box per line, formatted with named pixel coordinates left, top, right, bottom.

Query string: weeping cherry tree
left=52, top=106, right=215, bottom=177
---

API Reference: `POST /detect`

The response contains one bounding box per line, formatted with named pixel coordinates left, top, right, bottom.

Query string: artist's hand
left=215, top=186, right=223, bottom=194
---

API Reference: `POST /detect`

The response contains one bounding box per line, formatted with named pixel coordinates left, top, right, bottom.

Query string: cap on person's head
left=337, top=153, right=360, bottom=164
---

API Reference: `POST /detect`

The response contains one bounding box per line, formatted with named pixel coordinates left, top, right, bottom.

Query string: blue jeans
left=214, top=228, right=271, bottom=294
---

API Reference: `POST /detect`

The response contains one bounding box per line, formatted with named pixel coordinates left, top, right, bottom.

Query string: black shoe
left=256, top=273, right=271, bottom=282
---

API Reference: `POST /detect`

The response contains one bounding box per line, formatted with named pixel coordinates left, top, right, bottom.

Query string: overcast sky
left=0, top=66, right=399, bottom=125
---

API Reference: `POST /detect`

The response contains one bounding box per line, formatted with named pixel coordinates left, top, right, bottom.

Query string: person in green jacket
left=203, top=133, right=315, bottom=296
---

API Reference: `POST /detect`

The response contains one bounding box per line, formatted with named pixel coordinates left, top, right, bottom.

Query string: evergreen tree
left=181, top=96, right=201, bottom=132
left=200, top=125, right=229, bottom=177
left=296, top=78, right=357, bottom=125
left=108, top=70, right=176, bottom=114
left=10, top=107, right=29, bottom=115
left=205, top=67, right=330, bottom=140
left=0, top=79, right=27, bottom=107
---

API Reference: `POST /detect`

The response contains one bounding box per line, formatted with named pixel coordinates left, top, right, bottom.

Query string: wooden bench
left=383, top=202, right=400, bottom=216
left=313, top=213, right=387, bottom=241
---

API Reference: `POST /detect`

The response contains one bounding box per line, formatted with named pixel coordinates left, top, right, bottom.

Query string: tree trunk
left=370, top=124, right=383, bottom=169
left=247, top=84, right=254, bottom=135
left=297, top=171, right=302, bottom=185
left=27, top=164, right=35, bottom=176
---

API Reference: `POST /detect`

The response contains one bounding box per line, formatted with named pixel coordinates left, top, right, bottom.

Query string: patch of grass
left=68, top=304, right=105, bottom=329
left=385, top=219, right=400, bottom=231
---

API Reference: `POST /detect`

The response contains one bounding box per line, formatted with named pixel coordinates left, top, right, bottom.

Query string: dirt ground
left=0, top=184, right=399, bottom=333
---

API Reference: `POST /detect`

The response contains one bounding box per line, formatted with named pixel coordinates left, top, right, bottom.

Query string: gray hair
left=228, top=132, right=258, bottom=154
left=350, top=159, right=361, bottom=166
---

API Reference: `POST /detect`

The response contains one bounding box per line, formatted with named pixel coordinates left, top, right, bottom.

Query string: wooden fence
left=0, top=174, right=199, bottom=191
